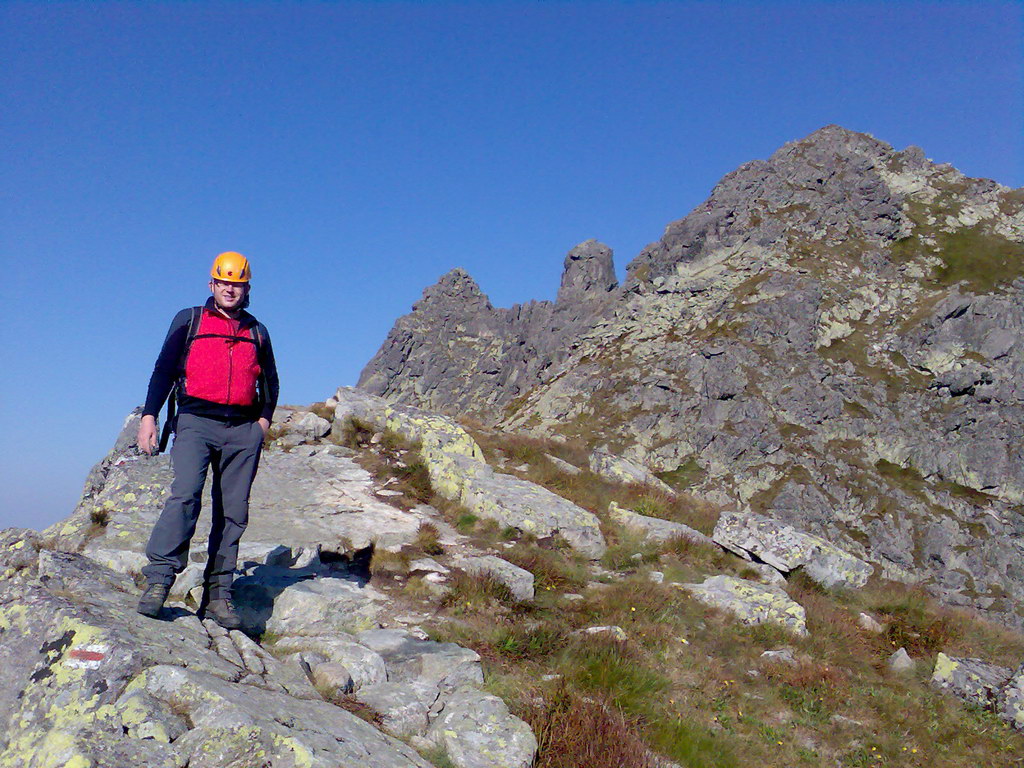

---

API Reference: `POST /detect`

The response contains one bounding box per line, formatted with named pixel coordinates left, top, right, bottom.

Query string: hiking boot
left=199, top=598, right=242, bottom=630
left=136, top=583, right=169, bottom=618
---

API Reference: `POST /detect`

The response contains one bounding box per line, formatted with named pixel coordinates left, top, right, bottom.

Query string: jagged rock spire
left=556, top=240, right=617, bottom=305
left=414, top=268, right=493, bottom=312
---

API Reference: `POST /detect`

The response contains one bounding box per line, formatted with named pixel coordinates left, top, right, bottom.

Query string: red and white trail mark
left=65, top=644, right=110, bottom=670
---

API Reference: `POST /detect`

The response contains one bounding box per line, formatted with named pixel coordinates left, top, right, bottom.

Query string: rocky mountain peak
left=415, top=268, right=492, bottom=312
left=626, top=124, right=909, bottom=282
left=783, top=123, right=895, bottom=161
left=556, top=239, right=618, bottom=305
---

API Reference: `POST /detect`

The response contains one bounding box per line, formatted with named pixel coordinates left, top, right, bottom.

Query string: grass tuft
left=522, top=682, right=656, bottom=768
left=414, top=522, right=444, bottom=556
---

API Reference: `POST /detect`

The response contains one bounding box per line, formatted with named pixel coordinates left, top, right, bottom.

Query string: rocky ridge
left=2, top=408, right=542, bottom=768
left=358, top=125, right=1024, bottom=628
left=4, top=389, right=1024, bottom=765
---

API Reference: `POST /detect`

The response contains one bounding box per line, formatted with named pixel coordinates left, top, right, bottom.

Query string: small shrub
left=600, top=529, right=661, bottom=572
left=89, top=508, right=110, bottom=527
left=414, top=522, right=444, bottom=556
left=521, top=683, right=655, bottom=768
left=647, top=716, right=738, bottom=768
left=338, top=416, right=376, bottom=449
left=455, top=512, right=479, bottom=532
left=560, top=638, right=670, bottom=716
left=402, top=575, right=435, bottom=600
left=369, top=547, right=410, bottom=579
left=493, top=624, right=568, bottom=661
left=442, top=569, right=515, bottom=608
left=503, top=542, right=588, bottom=592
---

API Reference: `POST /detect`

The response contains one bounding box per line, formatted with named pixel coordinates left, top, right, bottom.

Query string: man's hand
left=137, top=414, right=159, bottom=455
left=258, top=417, right=271, bottom=435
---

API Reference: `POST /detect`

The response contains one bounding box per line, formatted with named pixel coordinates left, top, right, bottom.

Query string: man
left=136, top=251, right=279, bottom=629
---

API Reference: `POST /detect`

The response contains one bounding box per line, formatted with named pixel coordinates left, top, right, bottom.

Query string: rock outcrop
left=713, top=510, right=873, bottom=589
left=330, top=387, right=606, bottom=558
left=1, top=410, right=541, bottom=768
left=932, top=652, right=1024, bottom=731
left=357, top=241, right=620, bottom=420
left=358, top=125, right=1024, bottom=628
left=680, top=574, right=809, bottom=637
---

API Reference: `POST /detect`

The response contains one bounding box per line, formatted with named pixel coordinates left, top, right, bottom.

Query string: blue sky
left=2, top=1, right=1021, bottom=531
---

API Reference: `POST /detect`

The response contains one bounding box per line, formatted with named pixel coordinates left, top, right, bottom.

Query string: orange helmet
left=210, top=252, right=251, bottom=283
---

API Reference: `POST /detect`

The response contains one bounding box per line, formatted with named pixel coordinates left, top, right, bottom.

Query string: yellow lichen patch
left=0, top=603, right=31, bottom=632
left=269, top=733, right=315, bottom=768
left=932, top=652, right=959, bottom=683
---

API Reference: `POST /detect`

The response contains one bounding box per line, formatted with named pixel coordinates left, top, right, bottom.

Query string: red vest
left=183, top=309, right=262, bottom=406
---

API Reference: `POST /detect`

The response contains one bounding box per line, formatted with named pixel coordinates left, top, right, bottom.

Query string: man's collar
left=204, top=296, right=251, bottom=323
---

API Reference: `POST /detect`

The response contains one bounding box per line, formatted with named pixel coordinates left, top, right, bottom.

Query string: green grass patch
left=931, top=225, right=1024, bottom=293
left=656, top=457, right=707, bottom=490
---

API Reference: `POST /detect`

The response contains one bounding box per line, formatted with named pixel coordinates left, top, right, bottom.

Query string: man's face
left=210, top=279, right=248, bottom=311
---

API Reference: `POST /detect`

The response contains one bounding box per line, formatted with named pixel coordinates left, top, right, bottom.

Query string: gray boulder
left=608, top=501, right=712, bottom=545
left=273, top=635, right=388, bottom=692
left=427, top=686, right=537, bottom=768
left=331, top=388, right=606, bottom=558
left=680, top=574, right=809, bottom=637
left=234, top=574, right=386, bottom=637
left=589, top=449, right=675, bottom=494
left=997, top=664, right=1024, bottom=731
left=280, top=410, right=332, bottom=441
left=931, top=652, right=1013, bottom=708
left=356, top=629, right=484, bottom=691
left=887, top=647, right=915, bottom=674
left=713, top=510, right=872, bottom=589
left=0, top=544, right=428, bottom=768
left=139, top=664, right=432, bottom=768
left=356, top=679, right=440, bottom=738
left=454, top=555, right=535, bottom=602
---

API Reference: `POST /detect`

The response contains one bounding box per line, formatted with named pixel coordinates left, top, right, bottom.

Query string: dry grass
left=308, top=401, right=336, bottom=421
left=368, top=547, right=411, bottom=579
left=501, top=540, right=589, bottom=593
left=469, top=427, right=721, bottom=535
left=318, top=690, right=384, bottom=728
left=422, top=546, right=1024, bottom=768
left=441, top=569, right=516, bottom=611
left=337, top=417, right=433, bottom=510
left=414, top=522, right=444, bottom=556
left=521, top=682, right=656, bottom=768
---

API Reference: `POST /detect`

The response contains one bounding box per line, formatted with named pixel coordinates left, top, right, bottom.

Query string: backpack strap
left=158, top=307, right=201, bottom=453
left=253, top=321, right=268, bottom=414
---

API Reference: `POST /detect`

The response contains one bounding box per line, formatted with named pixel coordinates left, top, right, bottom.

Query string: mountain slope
left=358, top=125, right=1024, bottom=627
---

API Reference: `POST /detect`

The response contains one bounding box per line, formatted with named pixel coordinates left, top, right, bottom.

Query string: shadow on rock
left=232, top=544, right=375, bottom=638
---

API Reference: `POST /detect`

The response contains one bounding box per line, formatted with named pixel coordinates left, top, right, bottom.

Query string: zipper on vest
left=227, top=340, right=234, bottom=403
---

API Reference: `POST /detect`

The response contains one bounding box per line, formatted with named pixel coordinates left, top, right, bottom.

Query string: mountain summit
left=359, top=125, right=1024, bottom=628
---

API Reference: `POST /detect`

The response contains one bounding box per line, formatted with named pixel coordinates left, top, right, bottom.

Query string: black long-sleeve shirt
left=142, top=298, right=280, bottom=423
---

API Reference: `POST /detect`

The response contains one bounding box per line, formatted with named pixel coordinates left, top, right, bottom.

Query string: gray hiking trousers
left=142, top=413, right=264, bottom=599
